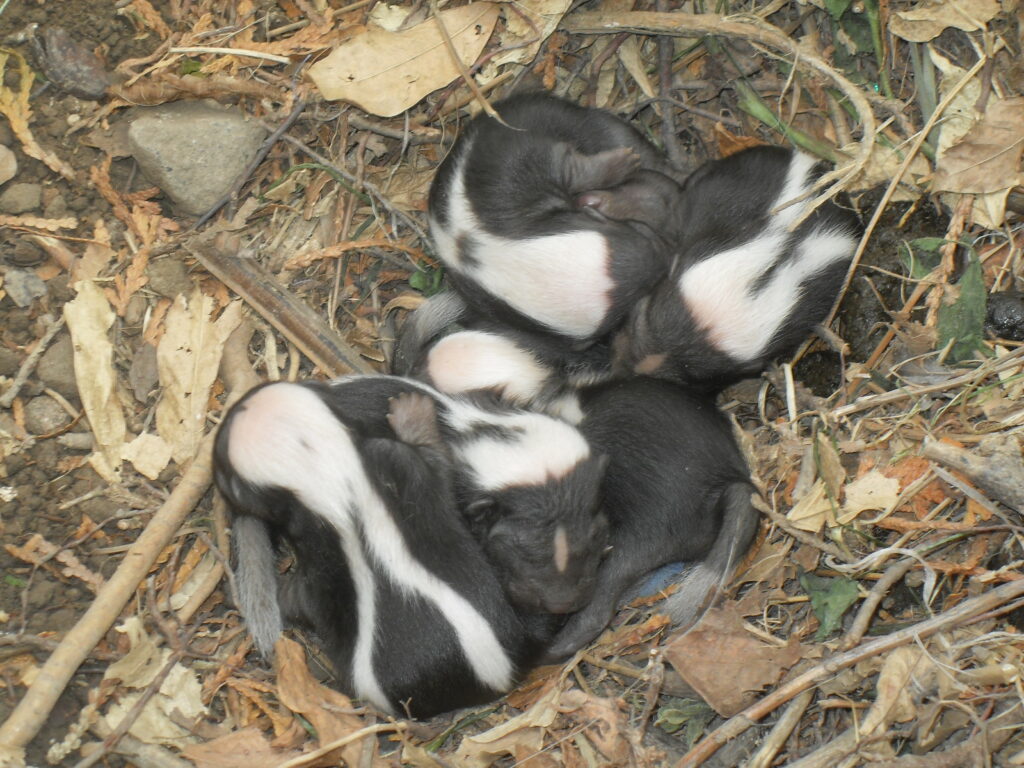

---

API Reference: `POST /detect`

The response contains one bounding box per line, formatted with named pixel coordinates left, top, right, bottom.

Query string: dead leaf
left=932, top=97, right=1024, bottom=203
left=456, top=683, right=563, bottom=768
left=890, top=0, right=1001, bottom=42
left=560, top=690, right=635, bottom=765
left=930, top=48, right=982, bottom=160
left=274, top=636, right=368, bottom=768
left=480, top=0, right=573, bottom=82
left=838, top=469, right=901, bottom=524
left=64, top=280, right=127, bottom=474
left=665, top=603, right=804, bottom=716
left=617, top=36, right=656, bottom=100
left=0, top=50, right=75, bottom=180
left=103, top=617, right=208, bottom=749
left=815, top=431, right=846, bottom=500
left=0, top=215, right=78, bottom=231
left=787, top=479, right=834, bottom=533
left=182, top=727, right=300, bottom=768
left=840, top=140, right=931, bottom=201
left=122, top=432, right=172, bottom=480
left=155, top=292, right=242, bottom=465
left=308, top=3, right=500, bottom=117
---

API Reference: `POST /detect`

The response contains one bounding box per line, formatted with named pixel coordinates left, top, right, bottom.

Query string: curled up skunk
left=543, top=377, right=761, bottom=662
left=428, top=91, right=681, bottom=345
left=214, top=381, right=559, bottom=717
left=614, top=145, right=860, bottom=392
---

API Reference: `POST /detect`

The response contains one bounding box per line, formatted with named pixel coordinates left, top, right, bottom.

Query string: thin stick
left=562, top=10, right=877, bottom=227
left=276, top=723, right=404, bottom=768
left=169, top=46, right=291, bottom=64
left=839, top=558, right=916, bottom=650
left=676, top=577, right=1024, bottom=766
left=745, top=689, right=814, bottom=768
left=0, top=326, right=256, bottom=759
left=0, top=314, right=65, bottom=409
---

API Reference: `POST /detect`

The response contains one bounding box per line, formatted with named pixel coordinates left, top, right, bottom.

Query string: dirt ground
left=1, top=1, right=1023, bottom=767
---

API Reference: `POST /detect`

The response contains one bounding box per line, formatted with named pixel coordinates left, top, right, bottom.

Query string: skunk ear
left=465, top=497, right=498, bottom=528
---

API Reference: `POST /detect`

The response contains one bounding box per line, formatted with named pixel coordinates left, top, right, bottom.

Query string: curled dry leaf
left=64, top=280, right=127, bottom=475
left=121, top=432, right=172, bottom=480
left=102, top=617, right=208, bottom=749
left=889, top=0, right=1002, bottom=43
left=455, top=682, right=563, bottom=768
left=479, top=0, right=573, bottom=83
left=181, top=728, right=295, bottom=768
left=308, top=3, right=500, bottom=117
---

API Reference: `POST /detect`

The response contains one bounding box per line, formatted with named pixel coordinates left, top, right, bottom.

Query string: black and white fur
left=215, top=382, right=556, bottom=717
left=543, top=377, right=761, bottom=662
left=428, top=92, right=678, bottom=345
left=615, top=146, right=860, bottom=392
left=318, top=375, right=609, bottom=615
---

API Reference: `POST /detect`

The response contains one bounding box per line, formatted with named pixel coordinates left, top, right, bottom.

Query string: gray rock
left=128, top=341, right=158, bottom=402
left=0, top=347, right=20, bottom=377
left=0, top=182, right=42, bottom=214
left=0, top=145, right=16, bottom=187
left=127, top=101, right=267, bottom=216
left=3, top=268, right=48, bottom=307
left=24, top=396, right=71, bottom=435
left=37, top=333, right=78, bottom=401
left=146, top=257, right=192, bottom=299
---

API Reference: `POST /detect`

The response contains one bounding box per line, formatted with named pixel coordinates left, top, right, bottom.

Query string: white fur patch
left=678, top=152, right=855, bottom=362
left=431, top=155, right=614, bottom=339
left=454, top=412, right=591, bottom=490
left=553, top=526, right=569, bottom=573
left=226, top=382, right=514, bottom=709
left=427, top=331, right=548, bottom=405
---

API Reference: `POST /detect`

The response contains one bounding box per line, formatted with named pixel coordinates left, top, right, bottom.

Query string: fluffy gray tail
left=392, top=291, right=468, bottom=375
left=232, top=515, right=282, bottom=658
left=662, top=482, right=760, bottom=627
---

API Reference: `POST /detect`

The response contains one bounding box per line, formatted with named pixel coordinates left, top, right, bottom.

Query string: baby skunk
left=319, top=375, right=609, bottom=615
left=428, top=91, right=679, bottom=345
left=614, top=145, right=860, bottom=392
left=543, top=377, right=761, bottom=662
left=215, top=382, right=559, bottom=718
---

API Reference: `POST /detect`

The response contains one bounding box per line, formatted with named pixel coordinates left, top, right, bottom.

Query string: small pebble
left=0, top=182, right=43, bottom=214
left=24, top=396, right=71, bottom=435
left=37, top=334, right=79, bottom=401
left=0, top=145, right=16, bottom=187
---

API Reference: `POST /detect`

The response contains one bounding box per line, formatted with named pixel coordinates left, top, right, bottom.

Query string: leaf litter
left=0, top=0, right=1023, bottom=766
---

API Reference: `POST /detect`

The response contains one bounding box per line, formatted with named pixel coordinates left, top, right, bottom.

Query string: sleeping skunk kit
left=213, top=375, right=607, bottom=717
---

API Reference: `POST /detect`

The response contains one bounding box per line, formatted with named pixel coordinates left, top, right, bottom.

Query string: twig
left=832, top=345, right=1024, bottom=418
left=270, top=129, right=430, bottom=243
left=276, top=723, right=405, bottom=768
left=192, top=99, right=307, bottom=229
left=655, top=0, right=682, bottom=169
left=0, top=327, right=258, bottom=760
left=922, top=437, right=1024, bottom=512
left=753, top=494, right=854, bottom=564
left=745, top=689, right=813, bottom=768
left=0, top=314, right=65, bottom=409
left=675, top=577, right=1024, bottom=766
left=839, top=558, right=916, bottom=650
left=823, top=52, right=993, bottom=330
left=189, top=232, right=375, bottom=376
left=168, top=46, right=291, bottom=64
left=562, top=10, right=877, bottom=227
left=429, top=0, right=504, bottom=125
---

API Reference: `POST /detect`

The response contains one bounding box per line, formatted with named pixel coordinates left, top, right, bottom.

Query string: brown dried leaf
left=664, top=603, right=803, bottom=716
left=55, top=548, right=104, bottom=592
left=838, top=469, right=901, bottom=524
left=456, top=683, right=563, bottom=768
left=479, top=0, right=573, bottom=82
left=0, top=215, right=78, bottom=231
left=64, top=280, right=127, bottom=473
left=787, top=479, right=834, bottom=533
left=182, top=727, right=298, bottom=768
left=560, top=690, right=634, bottom=765
left=155, top=292, right=241, bottom=464
left=890, top=0, right=1001, bottom=42
left=0, top=50, right=75, bottom=180
left=308, top=3, right=500, bottom=117
left=274, top=636, right=369, bottom=768
left=5, top=533, right=58, bottom=566
left=932, top=97, right=1024, bottom=195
